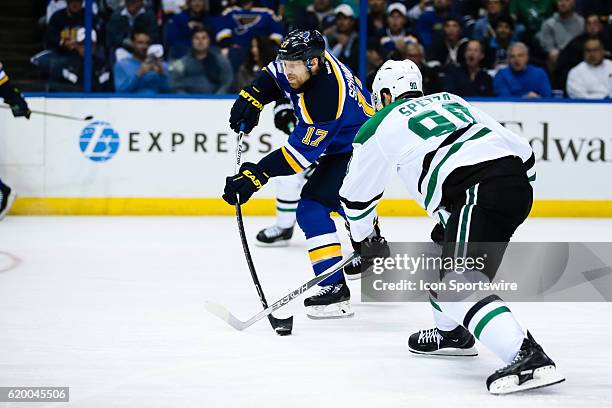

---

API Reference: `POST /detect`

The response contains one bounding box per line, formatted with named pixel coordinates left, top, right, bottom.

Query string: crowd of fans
left=30, top=0, right=612, bottom=98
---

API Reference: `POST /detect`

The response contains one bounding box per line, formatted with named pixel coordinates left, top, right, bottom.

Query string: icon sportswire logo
left=79, top=121, right=120, bottom=162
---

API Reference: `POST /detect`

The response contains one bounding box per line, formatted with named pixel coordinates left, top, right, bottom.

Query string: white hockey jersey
left=339, top=92, right=535, bottom=242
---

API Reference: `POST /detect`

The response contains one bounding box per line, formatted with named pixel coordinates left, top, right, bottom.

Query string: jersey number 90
left=408, top=102, right=476, bottom=140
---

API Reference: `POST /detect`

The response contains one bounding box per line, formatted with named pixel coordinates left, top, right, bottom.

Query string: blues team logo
left=79, top=121, right=120, bottom=162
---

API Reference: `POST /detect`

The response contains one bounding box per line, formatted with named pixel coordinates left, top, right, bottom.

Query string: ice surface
left=0, top=216, right=611, bottom=407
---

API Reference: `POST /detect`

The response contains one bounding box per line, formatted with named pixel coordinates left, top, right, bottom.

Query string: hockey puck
left=275, top=328, right=292, bottom=336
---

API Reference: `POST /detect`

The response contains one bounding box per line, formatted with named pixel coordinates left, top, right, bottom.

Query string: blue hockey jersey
left=256, top=51, right=374, bottom=175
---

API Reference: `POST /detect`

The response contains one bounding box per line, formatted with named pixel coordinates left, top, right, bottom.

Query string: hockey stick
left=0, top=104, right=93, bottom=121
left=232, top=124, right=293, bottom=335
left=205, top=252, right=356, bottom=331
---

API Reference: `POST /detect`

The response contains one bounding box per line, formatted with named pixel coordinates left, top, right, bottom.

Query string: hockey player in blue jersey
left=0, top=62, right=30, bottom=220
left=222, top=29, right=374, bottom=319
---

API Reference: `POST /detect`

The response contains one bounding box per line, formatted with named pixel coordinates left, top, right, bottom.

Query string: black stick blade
left=270, top=315, right=293, bottom=336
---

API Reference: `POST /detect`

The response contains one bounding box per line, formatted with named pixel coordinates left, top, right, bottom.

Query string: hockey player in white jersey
left=339, top=59, right=564, bottom=394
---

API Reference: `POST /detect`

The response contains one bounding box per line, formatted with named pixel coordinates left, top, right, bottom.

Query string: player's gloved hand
left=229, top=85, right=264, bottom=134
left=222, top=162, right=270, bottom=205
left=273, top=98, right=296, bottom=135
left=346, top=219, right=390, bottom=260
left=4, top=87, right=30, bottom=119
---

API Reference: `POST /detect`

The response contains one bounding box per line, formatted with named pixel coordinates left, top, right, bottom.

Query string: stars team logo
left=79, top=121, right=120, bottom=162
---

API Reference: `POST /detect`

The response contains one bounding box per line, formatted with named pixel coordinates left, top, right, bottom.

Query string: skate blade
left=0, top=190, right=17, bottom=221
left=345, top=269, right=375, bottom=281
left=409, top=346, right=478, bottom=357
left=306, top=301, right=354, bottom=320
left=254, top=239, right=291, bottom=248
left=489, top=365, right=565, bottom=395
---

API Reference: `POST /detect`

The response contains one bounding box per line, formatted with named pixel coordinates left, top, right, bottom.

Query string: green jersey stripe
left=424, top=127, right=492, bottom=209
left=346, top=204, right=377, bottom=221
left=474, top=306, right=511, bottom=339
left=429, top=296, right=442, bottom=312
left=276, top=207, right=297, bottom=212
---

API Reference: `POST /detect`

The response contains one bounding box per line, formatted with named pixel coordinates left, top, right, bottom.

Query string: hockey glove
left=222, top=162, right=270, bottom=205
left=2, top=87, right=30, bottom=119
left=273, top=98, right=296, bottom=135
left=229, top=85, right=265, bottom=134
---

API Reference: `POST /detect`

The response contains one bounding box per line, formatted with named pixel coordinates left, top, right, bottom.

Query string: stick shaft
left=0, top=104, right=90, bottom=121
left=234, top=129, right=285, bottom=331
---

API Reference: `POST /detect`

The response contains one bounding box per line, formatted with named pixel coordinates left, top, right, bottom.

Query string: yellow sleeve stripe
left=357, top=89, right=375, bottom=117
left=308, top=244, right=342, bottom=264
left=0, top=75, right=8, bottom=86
left=298, top=93, right=313, bottom=124
left=281, top=146, right=304, bottom=173
left=325, top=51, right=345, bottom=120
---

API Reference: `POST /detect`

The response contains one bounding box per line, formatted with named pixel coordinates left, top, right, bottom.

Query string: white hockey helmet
left=372, top=59, right=423, bottom=111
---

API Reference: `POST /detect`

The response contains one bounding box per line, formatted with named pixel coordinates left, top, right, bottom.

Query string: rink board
left=1, top=95, right=611, bottom=216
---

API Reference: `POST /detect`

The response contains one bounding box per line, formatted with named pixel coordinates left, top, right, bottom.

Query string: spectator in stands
left=170, top=27, right=233, bottom=93
left=443, top=39, right=493, bottom=96
left=165, top=0, right=216, bottom=59
left=536, top=0, right=584, bottom=74
left=427, top=16, right=468, bottom=67
left=46, top=27, right=113, bottom=91
left=102, top=0, right=156, bottom=13
left=113, top=29, right=169, bottom=93
left=368, top=0, right=387, bottom=38
left=326, top=5, right=360, bottom=73
left=368, top=0, right=388, bottom=40
left=106, top=0, right=159, bottom=52
left=380, top=3, right=420, bottom=59
left=406, top=0, right=431, bottom=23
left=161, top=0, right=187, bottom=16
left=366, top=39, right=385, bottom=89
left=494, top=42, right=552, bottom=97
left=556, top=13, right=611, bottom=89
left=509, top=0, right=555, bottom=40
left=235, top=36, right=277, bottom=90
left=472, top=0, right=506, bottom=41
left=566, top=37, right=612, bottom=99
left=404, top=42, right=443, bottom=94
left=484, top=14, right=517, bottom=69
left=216, top=0, right=284, bottom=69
left=291, top=0, right=335, bottom=32
left=46, top=0, right=88, bottom=53
left=415, top=0, right=457, bottom=47
left=38, top=0, right=100, bottom=81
